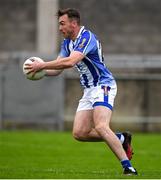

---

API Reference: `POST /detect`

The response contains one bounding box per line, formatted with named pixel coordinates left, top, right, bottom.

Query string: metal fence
left=0, top=53, right=161, bottom=132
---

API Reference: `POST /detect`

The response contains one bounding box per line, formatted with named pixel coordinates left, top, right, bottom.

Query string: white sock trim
left=120, top=134, right=125, bottom=144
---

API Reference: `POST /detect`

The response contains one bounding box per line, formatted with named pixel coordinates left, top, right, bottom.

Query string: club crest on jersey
left=79, top=38, right=86, bottom=49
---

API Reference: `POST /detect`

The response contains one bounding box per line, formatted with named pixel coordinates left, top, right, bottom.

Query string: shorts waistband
left=83, top=84, right=111, bottom=89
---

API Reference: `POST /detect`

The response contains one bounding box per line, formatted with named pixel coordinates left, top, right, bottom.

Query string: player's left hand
left=24, top=58, right=44, bottom=75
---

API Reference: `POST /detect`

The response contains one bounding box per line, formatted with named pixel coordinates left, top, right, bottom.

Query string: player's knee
left=72, top=130, right=88, bottom=141
left=95, top=124, right=104, bottom=134
left=95, top=124, right=110, bottom=134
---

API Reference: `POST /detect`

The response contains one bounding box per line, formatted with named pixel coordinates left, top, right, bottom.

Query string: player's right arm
left=45, top=56, right=63, bottom=76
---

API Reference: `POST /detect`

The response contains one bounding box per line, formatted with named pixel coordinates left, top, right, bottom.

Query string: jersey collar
left=75, top=26, right=85, bottom=41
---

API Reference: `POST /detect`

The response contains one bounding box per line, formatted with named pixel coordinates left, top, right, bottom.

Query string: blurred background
left=0, top=0, right=161, bottom=132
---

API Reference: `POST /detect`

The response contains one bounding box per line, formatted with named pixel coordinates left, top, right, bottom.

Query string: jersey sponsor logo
left=79, top=38, right=86, bottom=49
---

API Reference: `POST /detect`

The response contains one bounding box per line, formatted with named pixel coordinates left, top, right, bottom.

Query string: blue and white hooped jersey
left=59, top=26, right=116, bottom=88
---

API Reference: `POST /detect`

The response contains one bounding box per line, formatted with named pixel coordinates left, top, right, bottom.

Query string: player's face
left=58, top=14, right=75, bottom=39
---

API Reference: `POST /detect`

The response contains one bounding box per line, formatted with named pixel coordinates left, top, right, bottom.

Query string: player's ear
left=71, top=19, right=78, bottom=27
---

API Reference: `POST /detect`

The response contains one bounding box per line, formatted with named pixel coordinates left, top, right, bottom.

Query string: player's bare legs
left=73, top=106, right=137, bottom=175
left=74, top=106, right=127, bottom=160
left=73, top=108, right=134, bottom=159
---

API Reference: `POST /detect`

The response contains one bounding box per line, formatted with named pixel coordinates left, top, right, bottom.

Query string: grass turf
left=0, top=130, right=161, bottom=179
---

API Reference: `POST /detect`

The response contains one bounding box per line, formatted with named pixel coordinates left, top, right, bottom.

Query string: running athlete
left=25, top=8, right=137, bottom=175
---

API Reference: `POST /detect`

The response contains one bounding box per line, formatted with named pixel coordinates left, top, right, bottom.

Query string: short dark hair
left=57, top=8, right=80, bottom=25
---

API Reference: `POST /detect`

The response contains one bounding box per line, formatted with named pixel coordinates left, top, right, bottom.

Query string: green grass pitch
left=0, top=130, right=161, bottom=179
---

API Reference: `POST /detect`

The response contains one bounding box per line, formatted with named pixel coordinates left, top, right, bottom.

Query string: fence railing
left=0, top=53, right=161, bottom=131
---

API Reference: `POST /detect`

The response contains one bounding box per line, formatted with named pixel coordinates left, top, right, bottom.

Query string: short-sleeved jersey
left=59, top=26, right=116, bottom=88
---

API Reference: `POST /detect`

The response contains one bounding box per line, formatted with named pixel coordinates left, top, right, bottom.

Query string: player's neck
left=71, top=26, right=81, bottom=41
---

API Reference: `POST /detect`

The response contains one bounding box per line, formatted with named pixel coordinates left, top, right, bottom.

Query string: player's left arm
left=43, top=51, right=84, bottom=69
left=25, top=51, right=84, bottom=73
